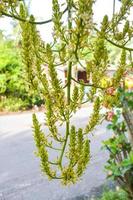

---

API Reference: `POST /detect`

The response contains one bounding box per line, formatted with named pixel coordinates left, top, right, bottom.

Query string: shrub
left=98, top=189, right=128, bottom=200
left=104, top=89, right=133, bottom=199
left=0, top=32, right=44, bottom=111
left=0, top=97, right=30, bottom=112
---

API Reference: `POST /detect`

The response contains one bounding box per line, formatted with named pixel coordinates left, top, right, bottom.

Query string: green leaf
left=107, top=124, right=113, bottom=129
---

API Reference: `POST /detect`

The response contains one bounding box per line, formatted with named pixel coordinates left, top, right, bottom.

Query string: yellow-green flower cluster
left=52, top=0, right=65, bottom=41
left=62, top=126, right=90, bottom=185
left=40, top=73, right=62, bottom=142
left=69, top=126, right=76, bottom=163
left=46, top=44, right=66, bottom=121
left=20, top=21, right=35, bottom=84
left=70, top=84, right=84, bottom=112
left=19, top=6, right=37, bottom=85
left=112, top=50, right=126, bottom=88
left=70, top=86, right=79, bottom=112
left=76, top=138, right=90, bottom=176
left=0, top=0, right=18, bottom=14
left=20, top=9, right=62, bottom=142
left=102, top=91, right=120, bottom=109
left=111, top=0, right=132, bottom=41
left=70, top=0, right=94, bottom=61
left=114, top=20, right=131, bottom=41
left=91, top=16, right=109, bottom=86
left=6, top=0, right=131, bottom=186
left=85, top=97, right=101, bottom=134
left=33, top=114, right=48, bottom=149
left=33, top=116, right=90, bottom=185
left=118, top=0, right=132, bottom=22
left=62, top=166, right=77, bottom=185
left=33, top=114, right=56, bottom=179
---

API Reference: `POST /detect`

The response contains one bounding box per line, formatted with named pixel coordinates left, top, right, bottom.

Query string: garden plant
left=104, top=88, right=133, bottom=199
left=0, top=0, right=133, bottom=186
left=0, top=31, right=44, bottom=111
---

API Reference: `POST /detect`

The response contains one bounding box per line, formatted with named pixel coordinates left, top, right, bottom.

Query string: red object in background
left=106, top=111, right=115, bottom=121
left=65, top=70, right=89, bottom=83
left=78, top=71, right=89, bottom=83
left=106, top=87, right=116, bottom=95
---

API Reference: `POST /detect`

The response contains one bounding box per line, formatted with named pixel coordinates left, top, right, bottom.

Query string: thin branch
left=129, top=50, right=133, bottom=69
left=35, top=51, right=69, bottom=68
left=63, top=82, right=68, bottom=89
left=106, top=37, right=133, bottom=52
left=48, top=174, right=63, bottom=180
left=46, top=145, right=62, bottom=151
left=81, top=99, right=90, bottom=105
left=52, top=44, right=66, bottom=52
left=1, top=7, right=68, bottom=25
left=54, top=59, right=70, bottom=67
left=77, top=59, right=86, bottom=70
left=94, top=27, right=133, bottom=52
left=113, top=0, right=116, bottom=17
left=71, top=77, right=107, bottom=89
left=48, top=161, right=59, bottom=165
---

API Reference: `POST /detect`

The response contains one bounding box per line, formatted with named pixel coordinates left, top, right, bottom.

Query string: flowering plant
left=103, top=88, right=133, bottom=199
left=0, top=0, right=133, bottom=185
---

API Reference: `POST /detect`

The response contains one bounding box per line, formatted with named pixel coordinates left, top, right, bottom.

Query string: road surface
left=0, top=107, right=112, bottom=200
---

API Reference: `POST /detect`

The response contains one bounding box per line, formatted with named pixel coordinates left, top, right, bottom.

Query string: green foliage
left=0, top=32, right=44, bottom=111
left=0, top=32, right=23, bottom=95
left=0, top=32, right=31, bottom=111
left=103, top=89, right=133, bottom=199
left=1, top=0, right=133, bottom=185
left=0, top=97, right=30, bottom=112
left=97, top=189, right=128, bottom=200
left=104, top=113, right=133, bottom=179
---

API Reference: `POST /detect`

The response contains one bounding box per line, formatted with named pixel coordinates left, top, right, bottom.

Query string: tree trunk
left=123, top=106, right=133, bottom=147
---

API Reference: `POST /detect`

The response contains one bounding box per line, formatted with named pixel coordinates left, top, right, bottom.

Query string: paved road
left=0, top=108, right=112, bottom=200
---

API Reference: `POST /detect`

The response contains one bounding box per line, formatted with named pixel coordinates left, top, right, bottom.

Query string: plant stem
left=1, top=7, right=68, bottom=25
left=59, top=0, right=72, bottom=169
left=71, top=77, right=107, bottom=89
left=59, top=62, right=72, bottom=169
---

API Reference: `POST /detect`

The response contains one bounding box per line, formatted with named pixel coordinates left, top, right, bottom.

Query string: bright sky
left=0, top=0, right=122, bottom=42
left=30, top=0, right=121, bottom=42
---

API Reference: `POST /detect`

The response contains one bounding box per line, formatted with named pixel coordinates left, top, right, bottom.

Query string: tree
left=0, top=0, right=133, bottom=185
